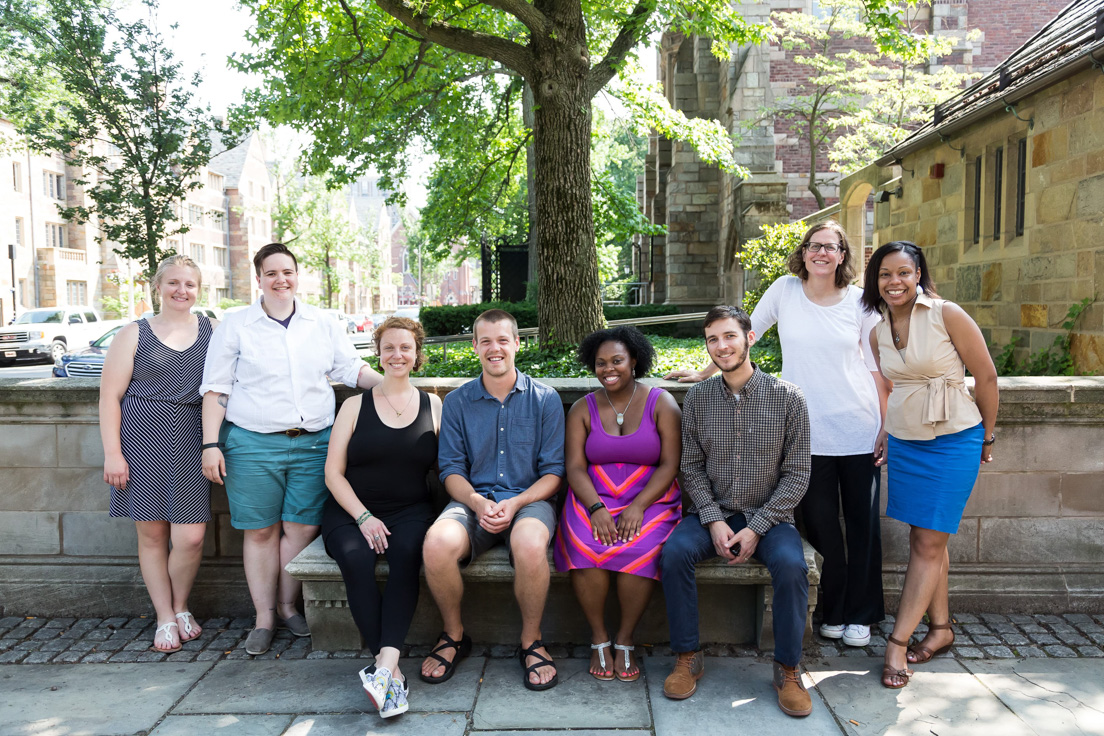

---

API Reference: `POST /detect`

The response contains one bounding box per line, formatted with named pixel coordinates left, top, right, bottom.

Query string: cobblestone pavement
left=2, top=612, right=1102, bottom=664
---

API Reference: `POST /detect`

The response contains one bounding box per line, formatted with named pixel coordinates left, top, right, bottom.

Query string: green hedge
left=420, top=302, right=683, bottom=337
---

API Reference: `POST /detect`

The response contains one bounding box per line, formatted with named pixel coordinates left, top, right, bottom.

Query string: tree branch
left=586, top=0, right=656, bottom=98
left=482, top=0, right=548, bottom=36
left=372, top=0, right=533, bottom=78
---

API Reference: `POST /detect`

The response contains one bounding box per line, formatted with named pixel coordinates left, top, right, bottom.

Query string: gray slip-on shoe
left=277, top=614, right=311, bottom=638
left=244, top=627, right=275, bottom=655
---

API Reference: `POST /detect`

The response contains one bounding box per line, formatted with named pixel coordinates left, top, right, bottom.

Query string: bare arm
left=201, top=391, right=228, bottom=484
left=324, top=395, right=393, bottom=551
left=98, top=323, right=139, bottom=489
left=943, top=303, right=1000, bottom=463
left=869, top=326, right=891, bottom=466
left=664, top=361, right=718, bottom=383
left=355, top=363, right=383, bottom=389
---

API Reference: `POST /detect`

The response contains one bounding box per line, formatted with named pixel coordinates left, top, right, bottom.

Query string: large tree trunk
left=530, top=4, right=603, bottom=345
left=523, top=82, right=538, bottom=298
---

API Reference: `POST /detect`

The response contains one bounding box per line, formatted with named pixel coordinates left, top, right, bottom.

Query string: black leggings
left=324, top=504, right=432, bottom=653
left=799, top=454, right=885, bottom=626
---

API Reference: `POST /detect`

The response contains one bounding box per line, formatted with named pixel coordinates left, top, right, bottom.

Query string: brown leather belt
left=278, top=428, right=311, bottom=437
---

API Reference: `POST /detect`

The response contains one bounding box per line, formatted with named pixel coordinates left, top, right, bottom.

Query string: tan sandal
left=882, top=635, right=913, bottom=689
left=907, top=621, right=955, bottom=664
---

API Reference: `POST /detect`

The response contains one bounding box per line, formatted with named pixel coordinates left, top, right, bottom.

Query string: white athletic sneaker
left=842, top=624, right=871, bottom=647
left=819, top=623, right=845, bottom=639
left=381, top=675, right=409, bottom=719
left=359, top=665, right=392, bottom=711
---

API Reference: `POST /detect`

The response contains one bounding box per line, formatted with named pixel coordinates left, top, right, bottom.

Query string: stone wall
left=840, top=64, right=1104, bottom=373
left=0, top=376, right=1101, bottom=619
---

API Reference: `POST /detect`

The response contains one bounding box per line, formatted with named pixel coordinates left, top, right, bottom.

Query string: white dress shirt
left=200, top=298, right=365, bottom=433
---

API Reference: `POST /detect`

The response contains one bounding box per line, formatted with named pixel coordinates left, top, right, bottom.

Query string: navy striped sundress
left=109, top=317, right=213, bottom=524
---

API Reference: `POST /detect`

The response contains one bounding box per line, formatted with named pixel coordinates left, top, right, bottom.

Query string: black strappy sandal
left=519, top=639, right=559, bottom=691
left=419, top=631, right=472, bottom=684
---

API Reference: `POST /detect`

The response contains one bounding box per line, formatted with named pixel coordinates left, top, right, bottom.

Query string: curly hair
left=786, top=220, right=856, bottom=289
left=576, top=325, right=655, bottom=378
left=373, top=316, right=428, bottom=372
left=861, top=241, right=940, bottom=314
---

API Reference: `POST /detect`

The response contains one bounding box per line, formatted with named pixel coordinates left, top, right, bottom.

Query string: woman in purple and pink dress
left=553, top=326, right=682, bottom=683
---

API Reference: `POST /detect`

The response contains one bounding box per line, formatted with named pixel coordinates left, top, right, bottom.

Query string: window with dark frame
left=1016, top=138, right=1027, bottom=236
left=993, top=147, right=1003, bottom=240
left=972, top=155, right=982, bottom=245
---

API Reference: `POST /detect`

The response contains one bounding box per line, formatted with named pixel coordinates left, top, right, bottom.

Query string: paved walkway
left=2, top=614, right=1103, bottom=735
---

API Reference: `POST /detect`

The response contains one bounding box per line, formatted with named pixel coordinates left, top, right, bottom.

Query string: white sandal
left=175, top=612, right=201, bottom=642
left=590, top=641, right=614, bottom=681
left=151, top=621, right=182, bottom=653
left=613, top=643, right=639, bottom=682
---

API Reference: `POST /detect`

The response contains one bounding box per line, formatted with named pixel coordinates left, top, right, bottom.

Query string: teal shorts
left=220, top=423, right=332, bottom=530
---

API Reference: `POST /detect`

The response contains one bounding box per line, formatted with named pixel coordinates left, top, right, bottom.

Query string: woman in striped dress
left=553, top=326, right=682, bottom=682
left=99, top=255, right=217, bottom=653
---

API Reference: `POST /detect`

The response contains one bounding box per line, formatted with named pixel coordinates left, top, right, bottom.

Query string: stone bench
left=287, top=535, right=821, bottom=652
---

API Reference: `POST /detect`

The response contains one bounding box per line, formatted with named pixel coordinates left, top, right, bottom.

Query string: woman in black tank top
left=323, top=318, right=441, bottom=718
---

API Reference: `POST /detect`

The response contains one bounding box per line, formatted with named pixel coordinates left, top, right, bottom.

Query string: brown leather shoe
left=663, top=650, right=704, bottom=699
left=772, top=661, right=812, bottom=717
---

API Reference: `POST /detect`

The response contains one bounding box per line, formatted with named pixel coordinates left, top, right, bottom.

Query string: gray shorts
left=435, top=498, right=557, bottom=568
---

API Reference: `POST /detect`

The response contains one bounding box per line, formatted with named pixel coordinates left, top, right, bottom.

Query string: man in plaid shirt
left=660, top=306, right=813, bottom=717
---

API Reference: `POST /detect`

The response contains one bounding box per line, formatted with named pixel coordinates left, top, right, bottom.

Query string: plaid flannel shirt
left=680, top=365, right=811, bottom=536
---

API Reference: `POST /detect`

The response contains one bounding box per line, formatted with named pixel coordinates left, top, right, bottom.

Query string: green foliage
left=992, top=298, right=1095, bottom=377
left=218, top=298, right=249, bottom=310
left=420, top=302, right=682, bottom=337
left=4, top=0, right=221, bottom=289
left=271, top=174, right=371, bottom=308
left=765, top=0, right=979, bottom=200
left=738, top=221, right=805, bottom=313
left=231, top=0, right=916, bottom=344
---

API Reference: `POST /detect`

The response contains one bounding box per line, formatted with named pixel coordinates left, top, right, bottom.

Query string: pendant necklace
left=380, top=386, right=415, bottom=417
left=604, top=381, right=638, bottom=427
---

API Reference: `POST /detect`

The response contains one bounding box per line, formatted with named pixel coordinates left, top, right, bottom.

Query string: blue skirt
left=886, top=422, right=983, bottom=534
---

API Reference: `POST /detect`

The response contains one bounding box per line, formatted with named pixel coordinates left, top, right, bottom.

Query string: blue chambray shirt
left=438, top=369, right=566, bottom=500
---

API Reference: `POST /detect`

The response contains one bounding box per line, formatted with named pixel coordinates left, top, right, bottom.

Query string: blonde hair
left=152, top=254, right=202, bottom=290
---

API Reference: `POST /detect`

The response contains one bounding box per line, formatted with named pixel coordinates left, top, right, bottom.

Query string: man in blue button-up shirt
left=419, top=309, right=566, bottom=691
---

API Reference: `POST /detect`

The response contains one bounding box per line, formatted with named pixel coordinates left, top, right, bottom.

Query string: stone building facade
left=639, top=0, right=1068, bottom=310
left=838, top=0, right=1104, bottom=373
left=0, top=121, right=277, bottom=319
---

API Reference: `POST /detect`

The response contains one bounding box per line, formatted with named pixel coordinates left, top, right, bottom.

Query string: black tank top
left=340, top=388, right=437, bottom=516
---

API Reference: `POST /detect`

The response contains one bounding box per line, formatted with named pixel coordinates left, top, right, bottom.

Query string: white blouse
left=752, top=276, right=882, bottom=456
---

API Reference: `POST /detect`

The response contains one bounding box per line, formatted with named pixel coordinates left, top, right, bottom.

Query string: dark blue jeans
left=660, top=513, right=808, bottom=666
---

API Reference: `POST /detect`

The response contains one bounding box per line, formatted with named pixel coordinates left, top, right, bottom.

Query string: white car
left=322, top=309, right=357, bottom=334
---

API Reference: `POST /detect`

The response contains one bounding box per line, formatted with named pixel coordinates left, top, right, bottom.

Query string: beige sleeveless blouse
left=875, top=292, right=982, bottom=440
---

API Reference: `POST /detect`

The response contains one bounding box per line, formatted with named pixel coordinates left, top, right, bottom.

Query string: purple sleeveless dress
left=553, top=387, right=682, bottom=580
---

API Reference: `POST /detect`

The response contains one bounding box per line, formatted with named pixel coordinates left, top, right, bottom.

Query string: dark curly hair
left=577, top=325, right=655, bottom=378
left=861, top=241, right=940, bottom=314
left=373, top=316, right=428, bottom=371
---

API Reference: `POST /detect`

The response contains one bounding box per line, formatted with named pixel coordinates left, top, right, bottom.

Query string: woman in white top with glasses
left=666, top=221, right=889, bottom=646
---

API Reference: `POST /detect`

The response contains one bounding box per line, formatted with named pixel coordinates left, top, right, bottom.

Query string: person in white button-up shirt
left=199, top=243, right=381, bottom=655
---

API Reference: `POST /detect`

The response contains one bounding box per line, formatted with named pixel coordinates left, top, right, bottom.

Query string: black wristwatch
left=201, top=442, right=222, bottom=451
left=587, top=501, right=606, bottom=516
left=982, top=434, right=996, bottom=446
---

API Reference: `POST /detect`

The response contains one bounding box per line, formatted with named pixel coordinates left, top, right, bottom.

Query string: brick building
left=0, top=122, right=277, bottom=321
left=838, top=0, right=1104, bottom=372
left=639, top=0, right=1068, bottom=310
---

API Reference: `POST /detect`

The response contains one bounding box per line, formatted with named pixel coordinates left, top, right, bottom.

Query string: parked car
left=52, top=324, right=124, bottom=378
left=321, top=308, right=357, bottom=334
left=392, top=306, right=421, bottom=322
left=0, top=307, right=120, bottom=366
left=351, top=314, right=375, bottom=333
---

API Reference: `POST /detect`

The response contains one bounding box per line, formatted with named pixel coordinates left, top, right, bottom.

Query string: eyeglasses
left=805, top=242, right=843, bottom=253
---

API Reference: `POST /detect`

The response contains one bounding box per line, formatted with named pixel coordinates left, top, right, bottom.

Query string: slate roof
left=876, top=0, right=1104, bottom=165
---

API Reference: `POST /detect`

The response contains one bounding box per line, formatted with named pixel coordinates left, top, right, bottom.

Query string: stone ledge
left=287, top=536, right=821, bottom=651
